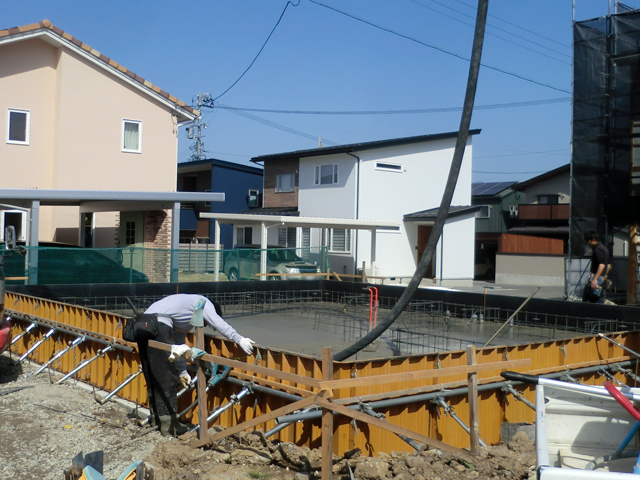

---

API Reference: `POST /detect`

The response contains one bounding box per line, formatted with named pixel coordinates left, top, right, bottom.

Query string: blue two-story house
left=177, top=158, right=263, bottom=249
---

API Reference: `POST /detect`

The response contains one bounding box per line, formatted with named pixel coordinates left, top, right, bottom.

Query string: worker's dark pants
left=137, top=323, right=180, bottom=424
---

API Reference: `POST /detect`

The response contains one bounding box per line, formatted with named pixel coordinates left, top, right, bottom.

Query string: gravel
left=0, top=353, right=537, bottom=480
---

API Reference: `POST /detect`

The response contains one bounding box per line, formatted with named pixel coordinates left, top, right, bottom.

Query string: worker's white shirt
left=144, top=294, right=243, bottom=377
left=144, top=294, right=242, bottom=343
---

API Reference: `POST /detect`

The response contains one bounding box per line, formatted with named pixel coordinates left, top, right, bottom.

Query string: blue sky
left=3, top=1, right=630, bottom=183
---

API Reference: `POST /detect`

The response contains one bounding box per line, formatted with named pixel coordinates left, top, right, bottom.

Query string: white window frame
left=328, top=228, right=351, bottom=253
left=477, top=205, right=491, bottom=219
left=314, top=164, right=338, bottom=186
left=122, top=119, right=142, bottom=153
left=275, top=173, right=295, bottom=193
left=1, top=210, right=27, bottom=241
left=375, top=162, right=403, bottom=172
left=247, top=189, right=259, bottom=207
left=6, top=109, right=30, bottom=145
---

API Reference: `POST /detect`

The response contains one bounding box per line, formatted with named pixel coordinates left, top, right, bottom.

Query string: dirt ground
left=0, top=354, right=536, bottom=480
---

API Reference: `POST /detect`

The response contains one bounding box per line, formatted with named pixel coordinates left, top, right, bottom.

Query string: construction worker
left=583, top=231, right=611, bottom=303
left=139, top=294, right=254, bottom=436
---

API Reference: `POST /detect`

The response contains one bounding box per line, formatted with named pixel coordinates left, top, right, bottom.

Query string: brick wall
left=144, top=209, right=172, bottom=282
left=263, top=158, right=299, bottom=208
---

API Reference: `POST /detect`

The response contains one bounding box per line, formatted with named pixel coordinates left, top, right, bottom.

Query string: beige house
left=0, top=20, right=198, bottom=248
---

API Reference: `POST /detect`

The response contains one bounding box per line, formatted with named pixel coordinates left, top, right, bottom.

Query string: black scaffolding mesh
left=571, top=11, right=640, bottom=255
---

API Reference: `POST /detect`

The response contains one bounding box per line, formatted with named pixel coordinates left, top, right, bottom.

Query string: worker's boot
left=158, top=415, right=190, bottom=437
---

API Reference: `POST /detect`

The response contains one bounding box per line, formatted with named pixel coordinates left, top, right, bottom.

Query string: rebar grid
left=56, top=289, right=634, bottom=356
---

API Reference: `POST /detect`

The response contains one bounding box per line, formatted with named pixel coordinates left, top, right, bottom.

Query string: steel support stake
left=190, top=385, right=252, bottom=433
left=18, top=328, right=55, bottom=364
left=96, top=365, right=143, bottom=404
left=28, top=335, right=86, bottom=377
left=433, top=396, right=488, bottom=447
left=56, top=345, right=114, bottom=384
left=1, top=322, right=36, bottom=354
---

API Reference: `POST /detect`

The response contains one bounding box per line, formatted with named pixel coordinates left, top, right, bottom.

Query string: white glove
left=238, top=337, right=255, bottom=355
left=179, top=372, right=191, bottom=388
left=169, top=344, right=191, bottom=362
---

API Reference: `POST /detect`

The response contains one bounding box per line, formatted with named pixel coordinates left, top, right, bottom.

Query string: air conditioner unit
left=509, top=205, right=519, bottom=218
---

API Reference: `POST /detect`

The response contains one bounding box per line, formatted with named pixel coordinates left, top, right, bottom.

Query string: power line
left=215, top=102, right=339, bottom=145
left=410, top=0, right=571, bottom=63
left=307, top=0, right=570, bottom=94
left=473, top=170, right=547, bottom=174
left=215, top=97, right=570, bottom=115
left=451, top=0, right=572, bottom=51
left=474, top=148, right=568, bottom=159
left=214, top=0, right=299, bottom=101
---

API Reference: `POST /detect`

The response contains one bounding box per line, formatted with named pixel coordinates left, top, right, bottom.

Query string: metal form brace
left=177, top=365, right=231, bottom=419
left=18, top=328, right=55, bottom=364
left=501, top=382, right=535, bottom=411
left=96, top=365, right=143, bottom=405
left=56, top=344, right=114, bottom=384
left=190, top=382, right=254, bottom=433
left=265, top=406, right=317, bottom=438
left=432, top=395, right=487, bottom=447
left=1, top=321, right=37, bottom=355
left=28, top=335, right=86, bottom=377
left=610, top=364, right=640, bottom=384
left=560, top=372, right=581, bottom=384
left=358, top=401, right=423, bottom=451
left=598, top=367, right=625, bottom=387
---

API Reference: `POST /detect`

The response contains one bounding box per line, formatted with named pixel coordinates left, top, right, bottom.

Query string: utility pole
left=186, top=92, right=214, bottom=161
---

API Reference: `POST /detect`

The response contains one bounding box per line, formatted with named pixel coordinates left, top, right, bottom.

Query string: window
left=477, top=205, right=491, bottom=218
left=7, top=109, right=30, bottom=145
left=247, top=190, right=260, bottom=208
left=538, top=194, right=559, bottom=205
left=124, top=221, right=136, bottom=246
left=278, top=227, right=297, bottom=248
left=1, top=211, right=26, bottom=241
left=275, top=173, right=295, bottom=193
left=376, top=162, right=402, bottom=172
left=122, top=120, right=142, bottom=153
left=315, top=164, right=338, bottom=185
left=329, top=228, right=351, bottom=252
left=236, top=226, right=253, bottom=246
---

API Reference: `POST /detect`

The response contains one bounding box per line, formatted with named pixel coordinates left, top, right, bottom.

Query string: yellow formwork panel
left=3, top=291, right=637, bottom=454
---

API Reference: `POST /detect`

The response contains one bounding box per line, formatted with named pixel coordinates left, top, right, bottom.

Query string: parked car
left=2, top=244, right=149, bottom=285
left=474, top=254, right=495, bottom=279
left=224, top=246, right=320, bottom=281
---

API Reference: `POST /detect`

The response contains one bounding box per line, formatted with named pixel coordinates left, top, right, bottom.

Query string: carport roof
left=0, top=189, right=225, bottom=212
left=199, top=212, right=399, bottom=230
left=403, top=205, right=481, bottom=222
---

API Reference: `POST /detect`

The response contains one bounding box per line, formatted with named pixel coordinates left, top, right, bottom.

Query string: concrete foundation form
left=4, top=280, right=640, bottom=454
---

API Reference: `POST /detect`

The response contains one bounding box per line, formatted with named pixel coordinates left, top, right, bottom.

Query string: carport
left=199, top=212, right=400, bottom=281
left=0, top=189, right=225, bottom=283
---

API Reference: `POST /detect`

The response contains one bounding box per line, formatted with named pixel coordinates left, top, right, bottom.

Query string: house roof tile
left=0, top=19, right=197, bottom=118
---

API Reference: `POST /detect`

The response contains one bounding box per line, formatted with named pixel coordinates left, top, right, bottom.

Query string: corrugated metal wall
left=4, top=291, right=636, bottom=454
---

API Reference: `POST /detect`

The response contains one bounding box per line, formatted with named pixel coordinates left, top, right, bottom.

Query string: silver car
left=224, top=246, right=320, bottom=281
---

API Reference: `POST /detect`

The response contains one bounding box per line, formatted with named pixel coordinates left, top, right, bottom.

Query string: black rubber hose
left=334, top=0, right=489, bottom=362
